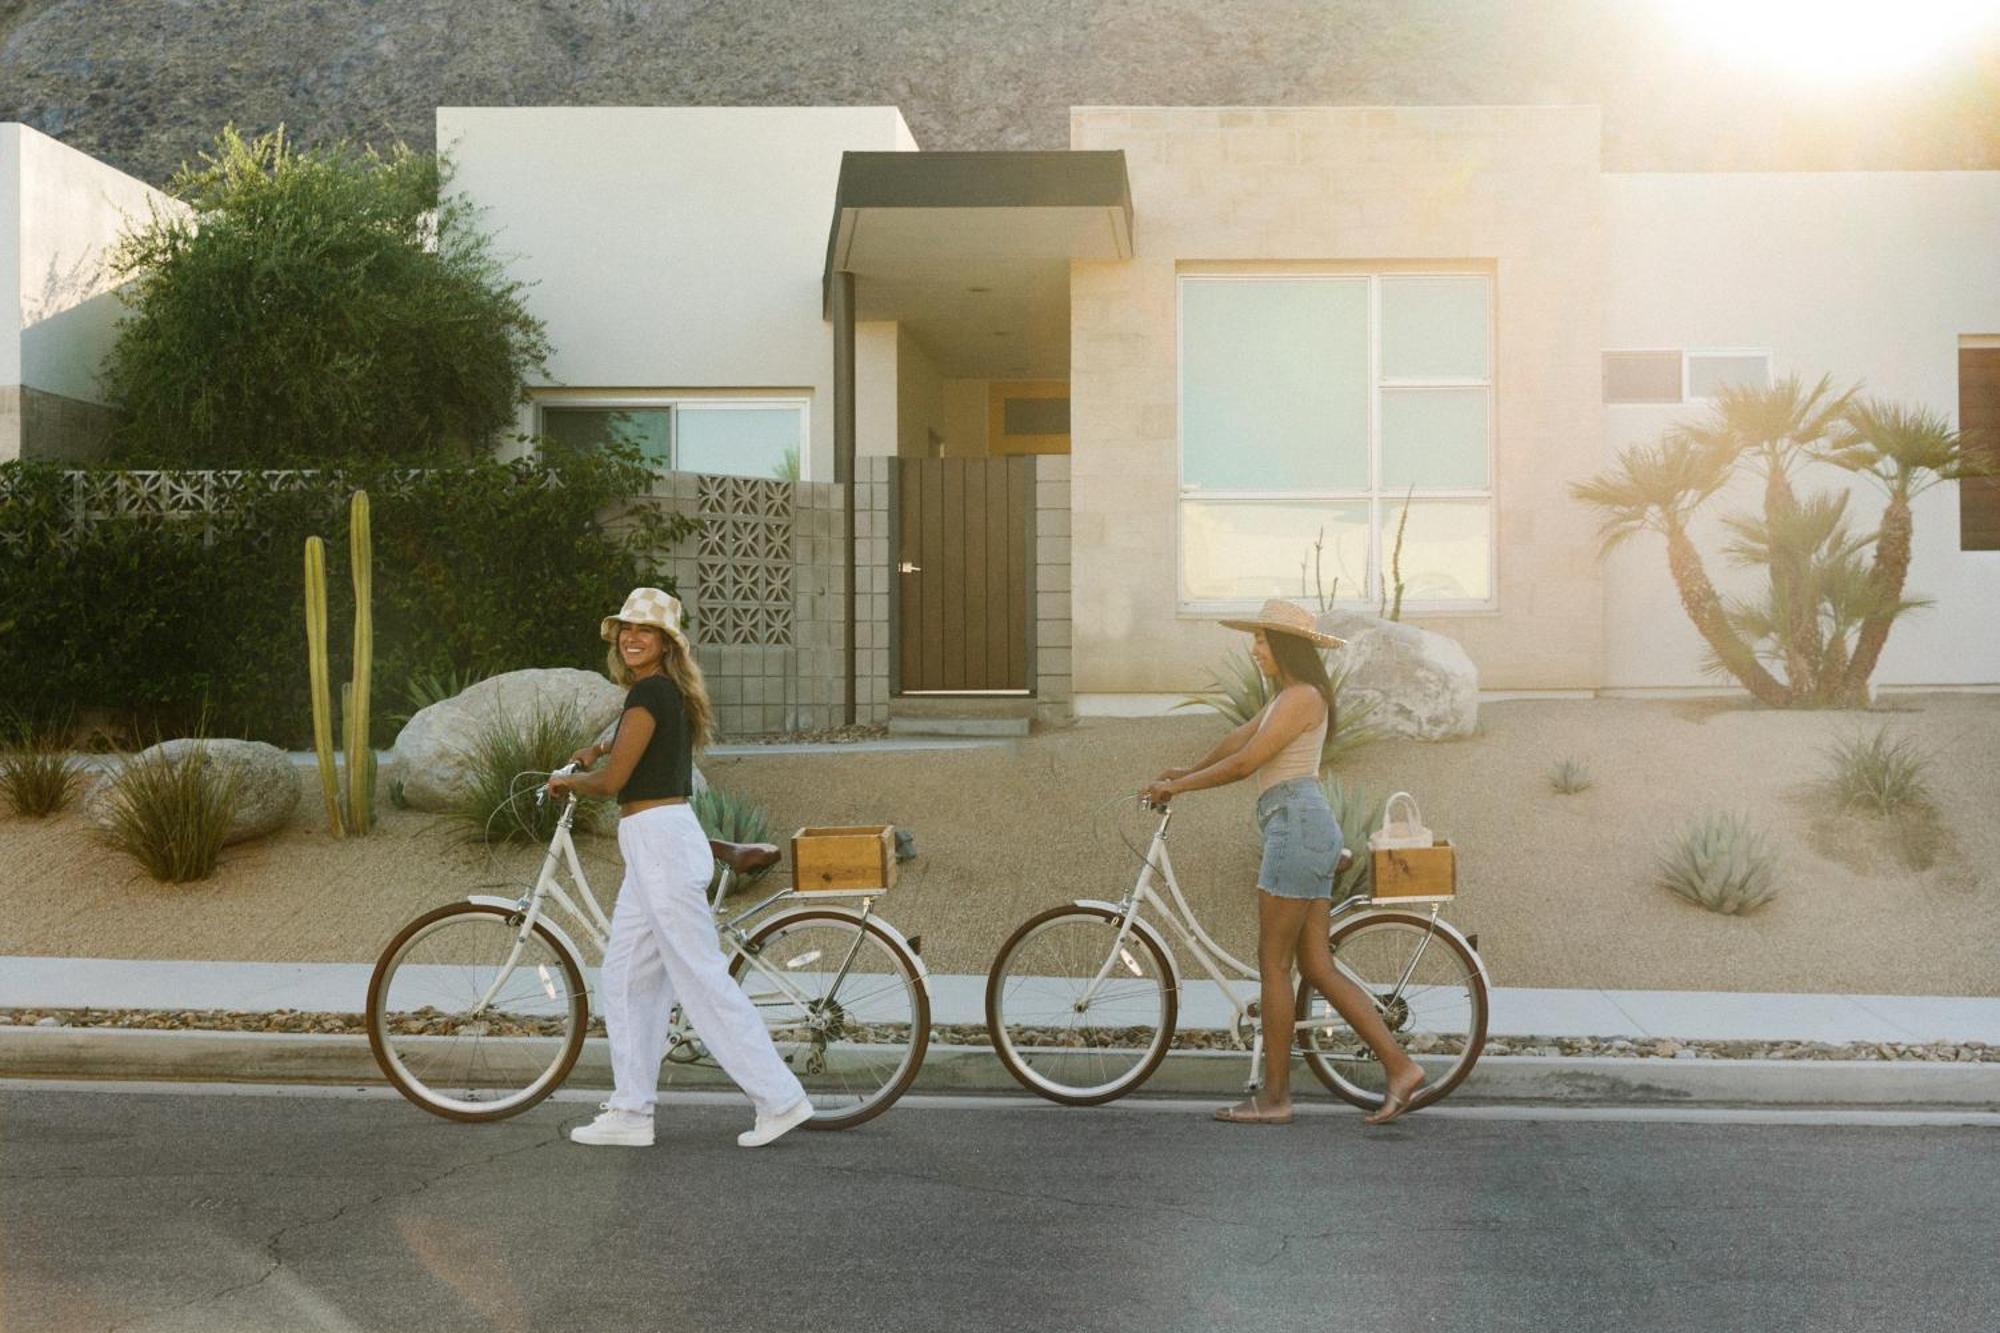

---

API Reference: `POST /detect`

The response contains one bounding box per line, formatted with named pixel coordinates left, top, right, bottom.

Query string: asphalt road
left=2, top=1085, right=1995, bottom=1333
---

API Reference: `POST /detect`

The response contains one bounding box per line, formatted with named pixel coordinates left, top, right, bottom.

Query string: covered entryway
left=822, top=151, right=1131, bottom=721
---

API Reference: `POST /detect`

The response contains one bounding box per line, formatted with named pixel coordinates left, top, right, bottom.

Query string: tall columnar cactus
left=345, top=491, right=374, bottom=834
left=303, top=490, right=375, bottom=836
left=303, top=536, right=343, bottom=833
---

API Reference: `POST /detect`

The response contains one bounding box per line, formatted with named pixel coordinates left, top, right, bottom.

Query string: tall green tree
left=102, top=126, right=550, bottom=465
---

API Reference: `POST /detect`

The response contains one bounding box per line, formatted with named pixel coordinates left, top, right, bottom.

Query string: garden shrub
left=95, top=745, right=241, bottom=882
left=1822, top=725, right=1933, bottom=816
left=0, top=719, right=87, bottom=817
left=449, top=698, right=606, bottom=845
left=0, top=446, right=693, bottom=748
left=693, top=783, right=776, bottom=895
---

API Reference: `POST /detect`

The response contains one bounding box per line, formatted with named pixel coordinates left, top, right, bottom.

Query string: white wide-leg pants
left=601, top=804, right=806, bottom=1116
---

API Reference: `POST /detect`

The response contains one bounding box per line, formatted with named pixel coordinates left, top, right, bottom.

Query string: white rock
left=1316, top=610, right=1480, bottom=740
left=392, top=668, right=627, bottom=812
left=85, top=739, right=300, bottom=845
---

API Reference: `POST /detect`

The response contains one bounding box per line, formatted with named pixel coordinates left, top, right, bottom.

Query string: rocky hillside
left=3, top=0, right=1998, bottom=186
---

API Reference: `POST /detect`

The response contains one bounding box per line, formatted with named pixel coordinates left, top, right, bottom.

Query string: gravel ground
left=5, top=1007, right=1992, bottom=1064
left=3, top=696, right=1994, bottom=997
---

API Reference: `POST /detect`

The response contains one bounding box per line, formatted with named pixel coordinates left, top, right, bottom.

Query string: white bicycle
left=367, top=767, right=930, bottom=1127
left=985, top=796, right=1489, bottom=1113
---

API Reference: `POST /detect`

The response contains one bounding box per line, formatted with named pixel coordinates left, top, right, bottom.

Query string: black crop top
left=615, top=674, right=693, bottom=803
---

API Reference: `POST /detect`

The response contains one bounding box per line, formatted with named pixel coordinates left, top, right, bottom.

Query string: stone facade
left=1068, top=105, right=1607, bottom=694
left=1032, top=453, right=1073, bottom=721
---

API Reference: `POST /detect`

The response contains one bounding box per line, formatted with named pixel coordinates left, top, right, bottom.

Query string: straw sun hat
left=600, top=586, right=692, bottom=652
left=1218, top=598, right=1346, bottom=649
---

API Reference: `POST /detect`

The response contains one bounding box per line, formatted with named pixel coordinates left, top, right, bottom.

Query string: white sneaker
left=737, top=1097, right=815, bottom=1148
left=570, top=1104, right=655, bottom=1147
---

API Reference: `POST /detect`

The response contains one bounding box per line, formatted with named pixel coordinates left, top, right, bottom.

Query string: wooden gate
left=893, top=457, right=1035, bottom=694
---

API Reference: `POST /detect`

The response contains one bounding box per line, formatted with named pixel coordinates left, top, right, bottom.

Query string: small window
left=1603, top=352, right=1683, bottom=404
left=1688, top=352, right=1770, bottom=400
left=539, top=398, right=806, bottom=481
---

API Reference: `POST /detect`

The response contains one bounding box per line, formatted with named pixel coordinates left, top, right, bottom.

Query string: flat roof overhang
left=822, top=150, right=1134, bottom=379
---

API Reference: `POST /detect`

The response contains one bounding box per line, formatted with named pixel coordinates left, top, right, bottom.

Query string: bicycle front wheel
left=985, top=905, right=1177, bottom=1106
left=1296, top=910, right=1488, bottom=1113
left=367, top=902, right=589, bottom=1122
left=730, top=909, right=929, bottom=1131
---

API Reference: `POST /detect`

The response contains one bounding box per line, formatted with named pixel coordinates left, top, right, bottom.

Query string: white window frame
left=1175, top=272, right=1498, bottom=617
left=1602, top=348, right=1773, bottom=405
left=1684, top=347, right=1772, bottom=401
left=534, top=392, right=811, bottom=480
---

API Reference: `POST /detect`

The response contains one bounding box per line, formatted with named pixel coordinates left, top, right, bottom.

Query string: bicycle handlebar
left=536, top=762, right=582, bottom=809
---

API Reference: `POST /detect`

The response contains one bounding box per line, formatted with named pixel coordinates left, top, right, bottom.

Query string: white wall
left=1602, top=172, right=2000, bottom=690
left=437, top=107, right=917, bottom=481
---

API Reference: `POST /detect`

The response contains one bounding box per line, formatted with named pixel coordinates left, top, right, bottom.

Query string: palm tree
left=1669, top=375, right=1856, bottom=696
left=1571, top=437, right=1792, bottom=707
left=1817, top=398, right=1990, bottom=705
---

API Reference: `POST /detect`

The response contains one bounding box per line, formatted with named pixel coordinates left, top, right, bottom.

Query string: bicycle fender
left=465, top=894, right=589, bottom=973
left=762, top=905, right=931, bottom=985
left=1069, top=900, right=1182, bottom=989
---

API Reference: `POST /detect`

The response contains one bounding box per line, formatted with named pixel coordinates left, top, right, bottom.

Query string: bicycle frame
left=477, top=794, right=912, bottom=1051
left=1083, top=804, right=1462, bottom=1077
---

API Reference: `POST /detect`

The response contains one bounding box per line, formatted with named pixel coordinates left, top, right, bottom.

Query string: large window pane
left=1387, top=500, right=1492, bottom=602
left=676, top=407, right=803, bottom=480
left=541, top=407, right=670, bottom=466
left=1380, top=388, right=1490, bottom=490
left=1180, top=501, right=1369, bottom=603
left=1381, top=276, right=1490, bottom=380
left=1181, top=279, right=1368, bottom=491
left=1687, top=354, right=1769, bottom=400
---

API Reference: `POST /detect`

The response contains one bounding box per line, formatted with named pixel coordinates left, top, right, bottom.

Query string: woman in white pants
left=547, top=587, right=813, bottom=1149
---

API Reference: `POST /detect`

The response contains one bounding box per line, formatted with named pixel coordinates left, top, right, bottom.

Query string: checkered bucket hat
left=600, top=586, right=691, bottom=650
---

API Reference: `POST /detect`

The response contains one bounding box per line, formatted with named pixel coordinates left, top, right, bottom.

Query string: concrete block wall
left=1033, top=454, right=1073, bottom=722
left=629, top=466, right=890, bottom=738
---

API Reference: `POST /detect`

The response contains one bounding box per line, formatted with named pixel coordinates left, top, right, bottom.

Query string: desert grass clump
left=1321, top=776, right=1384, bottom=900
left=1180, top=649, right=1384, bottom=768
left=450, top=700, right=605, bottom=845
left=1822, top=725, right=1933, bottom=816
left=694, top=784, right=775, bottom=894
left=0, top=724, right=87, bottom=817
left=1547, top=757, right=1593, bottom=795
left=96, top=746, right=241, bottom=882
left=1655, top=811, right=1781, bottom=915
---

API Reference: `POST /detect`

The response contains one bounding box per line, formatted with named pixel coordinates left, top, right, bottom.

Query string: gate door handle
left=898, top=561, right=922, bottom=574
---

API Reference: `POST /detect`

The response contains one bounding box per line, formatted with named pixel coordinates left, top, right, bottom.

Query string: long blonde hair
left=605, top=629, right=716, bottom=752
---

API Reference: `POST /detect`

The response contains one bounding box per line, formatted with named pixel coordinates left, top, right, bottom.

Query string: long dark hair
left=1266, top=630, right=1336, bottom=732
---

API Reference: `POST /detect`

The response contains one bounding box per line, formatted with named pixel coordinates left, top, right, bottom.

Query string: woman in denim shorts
left=1144, top=600, right=1426, bottom=1126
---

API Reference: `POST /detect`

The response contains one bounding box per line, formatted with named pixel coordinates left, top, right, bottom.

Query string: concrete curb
left=6, top=1028, right=1998, bottom=1109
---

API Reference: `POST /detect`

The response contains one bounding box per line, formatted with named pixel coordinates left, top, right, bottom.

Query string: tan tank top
left=1254, top=691, right=1329, bottom=793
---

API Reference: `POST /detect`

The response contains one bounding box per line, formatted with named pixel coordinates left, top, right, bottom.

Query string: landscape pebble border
left=3, top=1009, right=1992, bottom=1063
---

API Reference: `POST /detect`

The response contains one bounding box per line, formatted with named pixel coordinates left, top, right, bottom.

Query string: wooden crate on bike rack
left=792, top=825, right=899, bottom=893
left=1370, top=837, right=1456, bottom=902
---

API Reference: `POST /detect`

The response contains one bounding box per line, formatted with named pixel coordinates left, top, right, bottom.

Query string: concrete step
left=887, top=695, right=1034, bottom=737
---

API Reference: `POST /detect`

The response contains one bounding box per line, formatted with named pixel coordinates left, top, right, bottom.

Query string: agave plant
left=693, top=784, right=777, bottom=895
left=1546, top=758, right=1592, bottom=795
left=1655, top=812, right=1781, bottom=916
left=1177, top=646, right=1383, bottom=769
left=1320, top=776, right=1384, bottom=899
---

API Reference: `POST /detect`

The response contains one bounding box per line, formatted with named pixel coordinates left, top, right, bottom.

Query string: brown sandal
left=1213, top=1100, right=1294, bottom=1125
left=1363, top=1078, right=1421, bottom=1126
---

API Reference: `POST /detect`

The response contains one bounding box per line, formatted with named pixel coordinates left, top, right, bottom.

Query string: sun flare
left=1664, top=0, right=1999, bottom=81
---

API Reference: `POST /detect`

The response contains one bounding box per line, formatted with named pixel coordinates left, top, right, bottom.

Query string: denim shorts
left=1254, top=776, right=1343, bottom=900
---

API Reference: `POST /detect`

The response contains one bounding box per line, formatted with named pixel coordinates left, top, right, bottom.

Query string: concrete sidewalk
left=4, top=956, right=1996, bottom=1045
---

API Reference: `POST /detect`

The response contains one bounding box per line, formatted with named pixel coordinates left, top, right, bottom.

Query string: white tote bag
left=1368, top=791, right=1433, bottom=853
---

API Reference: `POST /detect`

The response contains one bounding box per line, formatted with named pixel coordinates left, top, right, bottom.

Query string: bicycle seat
left=709, top=839, right=782, bottom=875
left=1336, top=848, right=1355, bottom=875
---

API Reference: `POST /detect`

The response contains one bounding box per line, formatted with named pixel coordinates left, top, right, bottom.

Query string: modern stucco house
left=8, top=103, right=1997, bottom=727
left=437, top=103, right=1999, bottom=716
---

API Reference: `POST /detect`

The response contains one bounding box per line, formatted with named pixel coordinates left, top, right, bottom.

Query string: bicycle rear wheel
left=367, top=902, right=588, bottom=1122
left=729, top=909, right=929, bottom=1131
left=985, top=905, right=1177, bottom=1106
left=1295, top=910, right=1487, bottom=1113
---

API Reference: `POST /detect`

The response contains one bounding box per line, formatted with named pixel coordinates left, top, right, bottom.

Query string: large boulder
left=393, top=668, right=628, bottom=813
left=1317, top=610, right=1480, bottom=740
left=85, top=739, right=301, bottom=845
